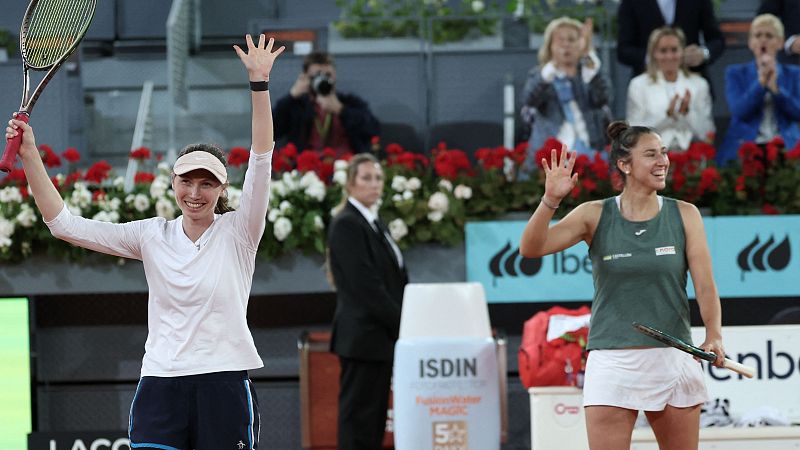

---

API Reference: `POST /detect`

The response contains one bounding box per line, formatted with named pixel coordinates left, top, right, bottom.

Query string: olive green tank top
left=587, top=196, right=691, bottom=350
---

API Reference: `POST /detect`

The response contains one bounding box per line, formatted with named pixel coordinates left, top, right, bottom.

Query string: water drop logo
left=736, top=235, right=791, bottom=281
left=488, top=241, right=542, bottom=286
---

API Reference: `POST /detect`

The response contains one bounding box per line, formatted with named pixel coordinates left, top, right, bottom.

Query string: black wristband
left=249, top=80, right=269, bottom=91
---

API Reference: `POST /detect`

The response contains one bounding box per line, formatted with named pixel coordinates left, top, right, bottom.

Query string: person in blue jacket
left=718, top=13, right=800, bottom=165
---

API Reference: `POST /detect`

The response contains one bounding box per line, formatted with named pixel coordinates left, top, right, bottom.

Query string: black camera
left=311, top=73, right=334, bottom=96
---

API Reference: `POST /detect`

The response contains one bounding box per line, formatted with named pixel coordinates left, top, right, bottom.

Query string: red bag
left=518, top=305, right=591, bottom=388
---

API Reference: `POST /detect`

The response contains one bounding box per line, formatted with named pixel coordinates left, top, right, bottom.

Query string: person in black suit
left=759, top=0, right=800, bottom=64
left=327, top=153, right=408, bottom=450
left=617, top=0, right=725, bottom=77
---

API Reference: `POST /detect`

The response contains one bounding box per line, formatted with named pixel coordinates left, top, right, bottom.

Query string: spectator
left=627, top=27, right=715, bottom=151
left=718, top=14, right=800, bottom=165
left=758, top=0, right=800, bottom=64
left=521, top=16, right=611, bottom=172
left=273, top=51, right=380, bottom=155
left=617, top=0, right=724, bottom=78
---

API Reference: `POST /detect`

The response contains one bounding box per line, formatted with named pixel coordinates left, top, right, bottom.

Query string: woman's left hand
left=699, top=335, right=725, bottom=368
left=234, top=34, right=285, bottom=81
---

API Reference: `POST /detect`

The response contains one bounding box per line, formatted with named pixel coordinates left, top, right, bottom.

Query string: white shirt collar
left=348, top=197, right=378, bottom=226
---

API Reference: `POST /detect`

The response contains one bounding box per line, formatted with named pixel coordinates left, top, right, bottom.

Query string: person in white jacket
left=626, top=27, right=715, bottom=151
left=6, top=34, right=283, bottom=450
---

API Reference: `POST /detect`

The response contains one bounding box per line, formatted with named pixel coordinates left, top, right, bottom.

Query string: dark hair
left=176, top=143, right=232, bottom=214
left=302, top=51, right=335, bottom=73
left=607, top=121, right=658, bottom=183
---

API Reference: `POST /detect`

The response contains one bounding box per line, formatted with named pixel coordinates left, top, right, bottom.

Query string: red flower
left=371, top=136, right=380, bottom=146
left=511, top=142, right=528, bottom=165
left=590, top=153, right=609, bottom=181
left=581, top=178, right=597, bottom=192
left=698, top=167, right=720, bottom=193
left=761, top=203, right=779, bottom=215
left=227, top=147, right=250, bottom=168
left=273, top=143, right=298, bottom=173
left=2, top=169, right=27, bottom=186
left=129, top=147, right=151, bottom=160
left=39, top=144, right=61, bottom=168
left=686, top=141, right=716, bottom=161
left=92, top=190, right=106, bottom=201
left=787, top=143, right=800, bottom=160
left=322, top=147, right=337, bottom=160
left=296, top=150, right=322, bottom=173
left=65, top=171, right=83, bottom=185
left=475, top=146, right=508, bottom=170
left=134, top=172, right=155, bottom=184
left=62, top=147, right=81, bottom=163
left=433, top=148, right=472, bottom=180
left=84, top=160, right=112, bottom=183
left=673, top=171, right=687, bottom=192
left=386, top=143, right=405, bottom=155
left=19, top=185, right=28, bottom=198
left=735, top=175, right=746, bottom=192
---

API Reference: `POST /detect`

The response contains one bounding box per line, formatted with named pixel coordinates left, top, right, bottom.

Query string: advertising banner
left=393, top=338, right=500, bottom=450
left=690, top=325, right=800, bottom=420
left=28, top=432, right=129, bottom=450
left=466, top=215, right=800, bottom=302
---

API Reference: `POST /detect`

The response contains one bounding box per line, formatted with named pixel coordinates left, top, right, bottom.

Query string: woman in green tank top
left=519, top=121, right=724, bottom=450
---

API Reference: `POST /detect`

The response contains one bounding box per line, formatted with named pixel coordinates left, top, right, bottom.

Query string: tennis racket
left=632, top=322, right=755, bottom=378
left=1, top=0, right=97, bottom=172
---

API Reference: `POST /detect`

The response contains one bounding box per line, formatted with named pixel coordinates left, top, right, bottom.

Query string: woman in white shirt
left=6, top=34, right=283, bottom=450
left=626, top=27, right=715, bottom=151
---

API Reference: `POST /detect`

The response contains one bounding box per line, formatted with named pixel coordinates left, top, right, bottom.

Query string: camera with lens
left=311, top=72, right=334, bottom=96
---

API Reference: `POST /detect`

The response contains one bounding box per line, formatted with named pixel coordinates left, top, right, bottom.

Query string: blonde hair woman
left=626, top=27, right=715, bottom=151
left=521, top=16, right=611, bottom=174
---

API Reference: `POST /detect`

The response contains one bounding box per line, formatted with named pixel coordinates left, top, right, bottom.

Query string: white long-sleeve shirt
left=45, top=148, right=273, bottom=377
left=626, top=71, right=715, bottom=150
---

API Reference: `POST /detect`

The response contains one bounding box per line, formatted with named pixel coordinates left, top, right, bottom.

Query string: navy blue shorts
left=128, top=370, right=260, bottom=450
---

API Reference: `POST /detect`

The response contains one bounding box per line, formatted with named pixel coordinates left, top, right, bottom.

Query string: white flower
left=0, top=217, right=15, bottom=238
left=0, top=236, right=11, bottom=249
left=279, top=200, right=292, bottom=214
left=92, top=211, right=112, bottom=222
left=272, top=180, right=287, bottom=197
left=70, top=184, right=91, bottom=208
left=402, top=190, right=413, bottom=200
left=334, top=159, right=349, bottom=171
left=108, top=197, right=122, bottom=211
left=125, top=194, right=135, bottom=204
left=454, top=184, right=473, bottom=200
left=155, top=198, right=175, bottom=219
left=391, top=176, right=408, bottom=192
left=427, top=211, right=444, bottom=222
left=113, top=176, right=125, bottom=189
left=282, top=171, right=299, bottom=191
left=107, top=211, right=120, bottom=223
left=157, top=161, right=171, bottom=174
left=428, top=191, right=450, bottom=212
left=16, top=205, right=37, bottom=227
left=299, top=171, right=321, bottom=189
left=305, top=181, right=326, bottom=202
left=227, top=187, right=242, bottom=210
left=150, top=178, right=169, bottom=198
left=406, top=177, right=421, bottom=191
left=0, top=186, right=23, bottom=203
left=333, top=170, right=348, bottom=186
left=471, top=0, right=485, bottom=12
left=133, top=194, right=150, bottom=212
left=388, top=218, right=408, bottom=241
left=273, top=217, right=293, bottom=241
left=268, top=208, right=281, bottom=223
left=392, top=194, right=403, bottom=203
left=313, top=215, right=325, bottom=230
left=438, top=179, right=453, bottom=192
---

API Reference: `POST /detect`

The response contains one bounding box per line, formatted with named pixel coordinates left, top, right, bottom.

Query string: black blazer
left=328, top=202, right=408, bottom=361
left=759, top=0, right=800, bottom=64
left=617, top=0, right=725, bottom=75
left=272, top=91, right=381, bottom=154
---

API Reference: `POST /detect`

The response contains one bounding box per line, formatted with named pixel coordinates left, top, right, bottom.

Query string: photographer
left=273, top=51, right=380, bottom=155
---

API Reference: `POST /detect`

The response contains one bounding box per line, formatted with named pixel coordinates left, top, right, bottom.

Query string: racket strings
left=23, top=0, right=95, bottom=68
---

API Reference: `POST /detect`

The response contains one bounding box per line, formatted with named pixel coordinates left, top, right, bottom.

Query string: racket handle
left=722, top=357, right=756, bottom=379
left=1, top=112, right=29, bottom=173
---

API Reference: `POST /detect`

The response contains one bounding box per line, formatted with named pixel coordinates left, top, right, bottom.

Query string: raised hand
left=233, top=34, right=285, bottom=81
left=580, top=18, right=594, bottom=56
left=678, top=89, right=691, bottom=116
left=541, top=143, right=578, bottom=206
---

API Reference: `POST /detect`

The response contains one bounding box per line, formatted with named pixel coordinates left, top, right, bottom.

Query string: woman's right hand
left=541, top=143, right=578, bottom=206
left=5, top=113, right=38, bottom=160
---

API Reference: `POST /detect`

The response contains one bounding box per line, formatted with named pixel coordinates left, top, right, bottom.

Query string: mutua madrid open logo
left=736, top=234, right=791, bottom=281
left=488, top=241, right=542, bottom=286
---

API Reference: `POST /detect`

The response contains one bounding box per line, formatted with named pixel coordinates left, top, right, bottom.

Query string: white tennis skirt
left=582, top=347, right=709, bottom=411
